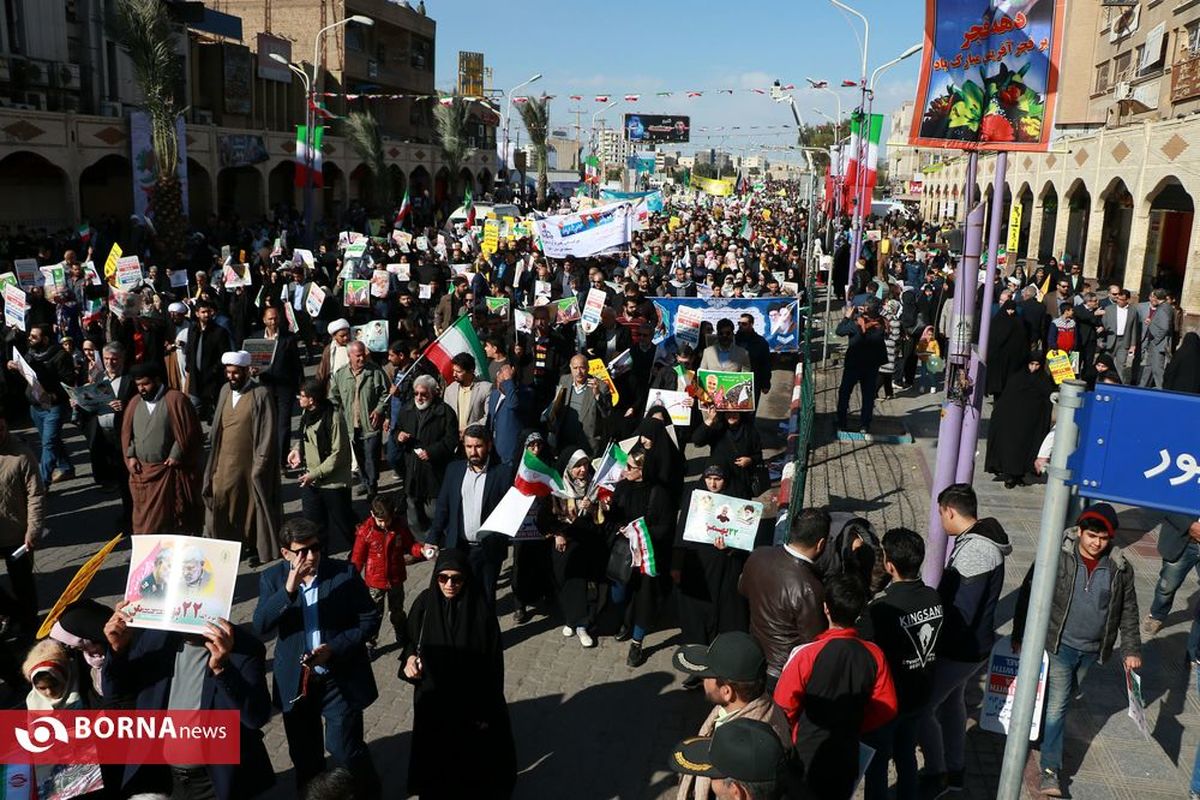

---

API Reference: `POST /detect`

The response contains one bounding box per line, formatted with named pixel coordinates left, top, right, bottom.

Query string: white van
left=448, top=202, right=522, bottom=228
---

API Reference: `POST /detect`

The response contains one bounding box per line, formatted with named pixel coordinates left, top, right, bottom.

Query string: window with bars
left=1113, top=50, right=1133, bottom=82
left=1096, top=60, right=1111, bottom=93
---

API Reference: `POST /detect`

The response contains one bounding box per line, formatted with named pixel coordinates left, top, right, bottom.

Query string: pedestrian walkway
left=808, top=358, right=1200, bottom=799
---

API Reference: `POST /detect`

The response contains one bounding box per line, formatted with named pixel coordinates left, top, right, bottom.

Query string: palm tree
left=433, top=95, right=472, bottom=202
left=516, top=97, right=549, bottom=208
left=112, top=0, right=185, bottom=263
left=344, top=111, right=392, bottom=214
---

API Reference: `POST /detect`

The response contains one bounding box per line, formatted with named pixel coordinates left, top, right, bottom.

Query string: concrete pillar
left=1052, top=189, right=1071, bottom=261
left=1180, top=212, right=1200, bottom=321
left=1082, top=201, right=1106, bottom=282
left=1124, top=204, right=1153, bottom=300
left=1026, top=197, right=1045, bottom=267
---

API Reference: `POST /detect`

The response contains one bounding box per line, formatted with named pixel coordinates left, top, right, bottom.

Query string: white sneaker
left=561, top=625, right=574, bottom=637
left=576, top=628, right=596, bottom=648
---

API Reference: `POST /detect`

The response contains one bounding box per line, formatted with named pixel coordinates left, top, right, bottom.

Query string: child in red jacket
left=351, top=495, right=424, bottom=655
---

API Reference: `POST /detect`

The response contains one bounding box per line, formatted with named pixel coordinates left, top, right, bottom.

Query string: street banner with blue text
left=534, top=202, right=633, bottom=259
left=653, top=297, right=801, bottom=352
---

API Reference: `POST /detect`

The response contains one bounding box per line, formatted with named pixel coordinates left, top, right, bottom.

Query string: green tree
left=112, top=0, right=185, bottom=263
left=344, top=111, right=391, bottom=213
left=516, top=97, right=549, bottom=209
left=433, top=95, right=472, bottom=201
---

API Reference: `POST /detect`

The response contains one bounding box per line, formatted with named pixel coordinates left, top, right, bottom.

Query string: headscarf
left=417, top=549, right=490, bottom=652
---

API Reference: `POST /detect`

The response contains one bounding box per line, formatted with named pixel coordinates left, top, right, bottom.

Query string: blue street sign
left=1069, top=384, right=1200, bottom=516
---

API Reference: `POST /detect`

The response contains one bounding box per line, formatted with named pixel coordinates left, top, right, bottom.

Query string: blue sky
left=431, top=0, right=926, bottom=164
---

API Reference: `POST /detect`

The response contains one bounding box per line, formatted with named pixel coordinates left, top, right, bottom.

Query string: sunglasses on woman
left=437, top=573, right=464, bottom=586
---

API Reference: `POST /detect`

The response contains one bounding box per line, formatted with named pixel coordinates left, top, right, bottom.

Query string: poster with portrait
left=654, top=298, right=799, bottom=352
left=554, top=296, right=581, bottom=325
left=682, top=490, right=762, bottom=551
left=644, top=389, right=692, bottom=426
left=124, top=534, right=240, bottom=634
left=696, top=370, right=755, bottom=411
left=344, top=279, right=370, bottom=308
left=352, top=320, right=389, bottom=353
left=370, top=269, right=391, bottom=299
left=305, top=283, right=326, bottom=317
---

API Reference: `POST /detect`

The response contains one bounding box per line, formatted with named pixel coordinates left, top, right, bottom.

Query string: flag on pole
left=77, top=223, right=92, bottom=243
left=294, top=125, right=325, bottom=189
left=623, top=517, right=659, bottom=577
left=395, top=188, right=411, bottom=226
left=421, top=314, right=488, bottom=382
left=463, top=186, right=475, bottom=228
left=584, top=155, right=601, bottom=186
left=842, top=112, right=883, bottom=214
left=588, top=441, right=628, bottom=501
left=514, top=449, right=571, bottom=498
left=738, top=215, right=754, bottom=242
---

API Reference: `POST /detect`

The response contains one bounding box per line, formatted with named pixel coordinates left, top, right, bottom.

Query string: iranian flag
left=738, top=216, right=754, bottom=242
left=294, top=125, right=325, bottom=188
left=842, top=112, right=883, bottom=215
left=588, top=441, right=628, bottom=501
left=514, top=449, right=570, bottom=498
left=421, top=314, right=487, bottom=382
left=463, top=186, right=476, bottom=228
left=623, top=517, right=658, bottom=577
left=395, top=188, right=411, bottom=226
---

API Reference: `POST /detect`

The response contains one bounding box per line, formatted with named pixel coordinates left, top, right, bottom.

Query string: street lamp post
left=282, top=14, right=373, bottom=247
left=828, top=0, right=870, bottom=300
left=501, top=73, right=542, bottom=190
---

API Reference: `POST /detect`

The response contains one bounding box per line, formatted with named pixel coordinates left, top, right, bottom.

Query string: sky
left=429, top=0, right=927, bottom=165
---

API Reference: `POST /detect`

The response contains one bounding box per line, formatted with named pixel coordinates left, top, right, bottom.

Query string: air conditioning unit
left=1113, top=81, right=1133, bottom=101
left=24, top=61, right=48, bottom=87
left=52, top=63, right=81, bottom=90
left=23, top=92, right=46, bottom=110
left=99, top=101, right=122, bottom=117
left=194, top=108, right=213, bottom=125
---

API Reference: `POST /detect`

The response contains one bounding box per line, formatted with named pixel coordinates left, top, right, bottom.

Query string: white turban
left=328, top=318, right=350, bottom=335
left=221, top=351, right=251, bottom=368
left=167, top=302, right=188, bottom=314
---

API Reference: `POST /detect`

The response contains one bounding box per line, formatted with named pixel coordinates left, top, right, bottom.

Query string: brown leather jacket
left=738, top=545, right=827, bottom=675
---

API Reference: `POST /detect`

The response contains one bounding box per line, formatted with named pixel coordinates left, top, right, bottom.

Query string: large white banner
left=535, top=201, right=632, bottom=259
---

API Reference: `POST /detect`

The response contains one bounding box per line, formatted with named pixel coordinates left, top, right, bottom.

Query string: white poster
left=644, top=389, right=691, bottom=426
left=581, top=287, right=607, bottom=334
left=479, top=487, right=536, bottom=538
left=4, top=284, right=26, bottom=332
left=681, top=490, right=762, bottom=551
left=980, top=637, right=1047, bottom=740
left=533, top=201, right=633, bottom=259
left=674, top=306, right=703, bottom=347
left=305, top=283, right=326, bottom=317
left=124, top=534, right=240, bottom=634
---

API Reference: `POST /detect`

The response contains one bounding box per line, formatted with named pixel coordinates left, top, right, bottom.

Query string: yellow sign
left=761, top=209, right=771, bottom=221
left=668, top=216, right=682, bottom=231
left=1046, top=349, right=1075, bottom=385
left=1006, top=202, right=1023, bottom=255
left=104, top=242, right=122, bottom=279
left=588, top=358, right=619, bottom=406
left=693, top=176, right=734, bottom=197
left=482, top=219, right=500, bottom=255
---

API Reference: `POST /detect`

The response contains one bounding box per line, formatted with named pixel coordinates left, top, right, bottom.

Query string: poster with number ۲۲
left=682, top=490, right=763, bottom=552
left=124, top=534, right=241, bottom=635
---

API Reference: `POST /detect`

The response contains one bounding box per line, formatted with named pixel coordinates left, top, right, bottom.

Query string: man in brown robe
left=120, top=362, right=204, bottom=534
left=202, top=350, right=281, bottom=567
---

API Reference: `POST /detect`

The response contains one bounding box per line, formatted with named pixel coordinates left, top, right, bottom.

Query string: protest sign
left=514, top=308, right=533, bottom=334
left=485, top=296, right=510, bottom=316
left=241, top=338, right=278, bottom=369
left=41, top=264, right=66, bottom=292
left=221, top=263, right=249, bottom=289
left=344, top=279, right=370, bottom=307
left=293, top=248, right=315, bottom=270
left=63, top=380, right=117, bottom=414
left=588, top=358, right=619, bottom=406
left=582, top=288, right=607, bottom=333
left=415, top=235, right=429, bottom=252
left=305, top=283, right=326, bottom=317
left=481, top=222, right=500, bottom=256
left=102, top=243, right=122, bottom=280
left=124, top=534, right=240, bottom=634
left=673, top=306, right=703, bottom=347
left=1125, top=666, right=1150, bottom=740
left=387, top=262, right=411, bottom=282
left=0, top=272, right=16, bottom=291
left=981, top=637, right=1047, bottom=739
left=535, top=279, right=552, bottom=299
left=644, top=389, right=692, bottom=426
left=115, top=256, right=143, bottom=290
left=554, top=296, right=581, bottom=325
left=370, top=269, right=390, bottom=299
left=655, top=297, right=800, bottom=352
left=392, top=230, right=412, bottom=251
left=697, top=370, right=755, bottom=411
left=169, top=269, right=189, bottom=289
left=418, top=284, right=433, bottom=300
left=534, top=202, right=633, bottom=259
left=352, top=320, right=389, bottom=352
left=682, top=490, right=762, bottom=551
left=479, top=487, right=537, bottom=538
left=83, top=262, right=102, bottom=286
left=451, top=263, right=475, bottom=278
left=3, top=284, right=26, bottom=331
left=108, top=288, right=142, bottom=319
left=14, top=258, right=38, bottom=289
left=345, top=241, right=367, bottom=259
left=1046, top=349, right=1074, bottom=384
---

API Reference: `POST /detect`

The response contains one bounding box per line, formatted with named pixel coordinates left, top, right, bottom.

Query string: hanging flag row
left=313, top=84, right=804, bottom=104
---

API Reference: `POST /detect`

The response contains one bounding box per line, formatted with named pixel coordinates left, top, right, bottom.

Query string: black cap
left=669, top=718, right=784, bottom=782
left=672, top=631, right=764, bottom=682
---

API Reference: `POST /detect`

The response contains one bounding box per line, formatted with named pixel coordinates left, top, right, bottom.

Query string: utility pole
left=570, top=105, right=584, bottom=170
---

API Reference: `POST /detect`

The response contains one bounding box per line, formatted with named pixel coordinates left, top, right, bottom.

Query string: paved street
left=13, top=351, right=1200, bottom=799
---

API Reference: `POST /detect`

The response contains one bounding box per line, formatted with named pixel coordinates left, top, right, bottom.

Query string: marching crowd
left=0, top=180, right=1192, bottom=800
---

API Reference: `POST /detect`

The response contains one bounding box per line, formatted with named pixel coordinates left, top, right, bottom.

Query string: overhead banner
left=534, top=201, right=633, bottom=259
left=600, top=189, right=664, bottom=212
left=624, top=113, right=690, bottom=143
left=653, top=297, right=801, bottom=352
left=692, top=176, right=734, bottom=197
left=910, top=0, right=1067, bottom=151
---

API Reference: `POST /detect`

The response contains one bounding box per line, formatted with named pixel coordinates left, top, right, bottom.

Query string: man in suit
left=102, top=602, right=274, bottom=800
left=184, top=298, right=233, bottom=421
left=548, top=354, right=611, bottom=456
left=255, top=304, right=304, bottom=467
left=442, top=352, right=491, bottom=435
left=253, top=517, right=381, bottom=799
left=1137, top=288, right=1174, bottom=388
left=426, top=424, right=514, bottom=608
left=1100, top=288, right=1141, bottom=383
left=486, top=362, right=523, bottom=466
left=1141, top=512, right=1200, bottom=637
left=699, top=318, right=752, bottom=372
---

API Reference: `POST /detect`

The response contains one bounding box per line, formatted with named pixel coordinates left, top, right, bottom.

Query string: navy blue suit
left=487, top=377, right=524, bottom=466
left=101, top=626, right=274, bottom=800
left=253, top=557, right=380, bottom=794
left=429, top=459, right=514, bottom=606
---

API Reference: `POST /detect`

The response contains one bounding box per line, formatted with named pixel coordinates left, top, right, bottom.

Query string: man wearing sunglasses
left=253, top=518, right=381, bottom=799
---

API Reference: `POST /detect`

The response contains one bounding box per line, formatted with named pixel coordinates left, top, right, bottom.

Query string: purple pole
left=922, top=190, right=985, bottom=587
left=956, top=151, right=1007, bottom=484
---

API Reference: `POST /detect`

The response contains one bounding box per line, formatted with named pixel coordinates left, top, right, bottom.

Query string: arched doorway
left=389, top=165, right=406, bottom=203
left=268, top=161, right=296, bottom=211
left=410, top=166, right=432, bottom=225
left=434, top=167, right=450, bottom=210
left=216, top=165, right=264, bottom=220
left=322, top=162, right=346, bottom=223
left=478, top=168, right=493, bottom=195
left=0, top=152, right=70, bottom=229
left=1098, top=178, right=1133, bottom=288
left=458, top=167, right=475, bottom=200
left=187, top=158, right=213, bottom=223
left=1038, top=182, right=1058, bottom=262
left=1143, top=178, right=1194, bottom=298
left=349, top=163, right=371, bottom=207
left=80, top=154, right=133, bottom=228
left=1064, top=179, right=1090, bottom=266
left=1015, top=183, right=1034, bottom=261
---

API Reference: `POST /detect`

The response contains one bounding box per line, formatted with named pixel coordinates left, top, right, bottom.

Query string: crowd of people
left=0, top=176, right=1196, bottom=800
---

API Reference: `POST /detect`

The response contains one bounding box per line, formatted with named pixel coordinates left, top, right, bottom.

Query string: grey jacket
left=1154, top=512, right=1200, bottom=563
left=1100, top=303, right=1141, bottom=356
left=1138, top=301, right=1173, bottom=355
left=1012, top=527, right=1141, bottom=664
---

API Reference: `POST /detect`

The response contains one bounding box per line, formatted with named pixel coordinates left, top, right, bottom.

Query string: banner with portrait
left=124, top=535, right=240, bottom=634
left=653, top=297, right=801, bottom=352
left=682, top=490, right=763, bottom=552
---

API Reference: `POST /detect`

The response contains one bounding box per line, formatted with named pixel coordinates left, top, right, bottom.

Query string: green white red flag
left=514, top=450, right=571, bottom=498
left=623, top=517, right=658, bottom=577
left=588, top=441, right=628, bottom=501
left=421, top=314, right=487, bottom=382
left=294, top=125, right=325, bottom=188
left=842, top=112, right=883, bottom=215
left=395, top=188, right=411, bottom=225
left=464, top=186, right=475, bottom=228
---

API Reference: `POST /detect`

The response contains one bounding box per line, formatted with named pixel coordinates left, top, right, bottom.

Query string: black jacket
left=937, top=517, right=1011, bottom=663
left=429, top=459, right=515, bottom=549
left=868, top=580, right=944, bottom=712
left=185, top=322, right=233, bottom=403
